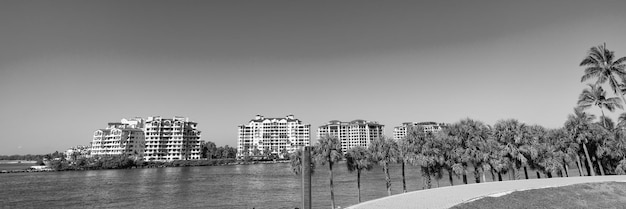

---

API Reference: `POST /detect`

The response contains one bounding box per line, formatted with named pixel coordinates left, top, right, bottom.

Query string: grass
left=451, top=182, right=626, bottom=209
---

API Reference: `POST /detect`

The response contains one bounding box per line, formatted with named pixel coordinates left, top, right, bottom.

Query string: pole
left=302, top=146, right=312, bottom=209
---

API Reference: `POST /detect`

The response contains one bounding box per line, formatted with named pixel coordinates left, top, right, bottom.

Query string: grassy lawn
left=451, top=182, right=626, bottom=209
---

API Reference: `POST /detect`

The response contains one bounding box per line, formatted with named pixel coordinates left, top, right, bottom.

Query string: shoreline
left=0, top=159, right=290, bottom=174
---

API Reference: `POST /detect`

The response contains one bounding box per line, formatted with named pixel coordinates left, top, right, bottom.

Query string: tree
left=313, top=135, right=342, bottom=209
left=201, top=141, right=217, bottom=159
left=345, top=146, right=373, bottom=203
left=369, top=136, right=398, bottom=196
left=442, top=118, right=491, bottom=184
left=397, top=136, right=412, bottom=192
left=578, top=84, right=623, bottom=129
left=580, top=43, right=626, bottom=105
left=492, top=119, right=530, bottom=180
left=564, top=107, right=597, bottom=176
left=289, top=147, right=315, bottom=175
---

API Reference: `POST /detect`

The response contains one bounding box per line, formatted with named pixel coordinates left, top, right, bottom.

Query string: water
left=0, top=162, right=578, bottom=209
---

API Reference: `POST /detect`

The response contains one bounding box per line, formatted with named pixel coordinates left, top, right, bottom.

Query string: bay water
left=1, top=162, right=514, bottom=209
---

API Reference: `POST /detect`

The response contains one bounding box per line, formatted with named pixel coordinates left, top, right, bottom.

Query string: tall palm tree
left=492, top=119, right=529, bottom=180
left=345, top=146, right=373, bottom=203
left=580, top=43, right=626, bottom=105
left=440, top=118, right=490, bottom=184
left=289, top=147, right=315, bottom=175
left=369, top=136, right=398, bottom=196
left=564, top=107, right=596, bottom=176
left=578, top=84, right=623, bottom=128
left=397, top=137, right=411, bottom=192
left=314, top=135, right=342, bottom=209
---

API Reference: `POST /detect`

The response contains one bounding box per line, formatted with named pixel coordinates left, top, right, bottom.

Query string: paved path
left=347, top=175, right=626, bottom=209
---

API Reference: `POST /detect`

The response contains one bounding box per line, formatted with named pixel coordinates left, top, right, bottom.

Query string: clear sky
left=1, top=0, right=626, bottom=155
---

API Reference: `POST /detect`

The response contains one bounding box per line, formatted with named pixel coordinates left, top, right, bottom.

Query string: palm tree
left=369, top=136, right=398, bottom=196
left=289, top=147, right=315, bottom=175
left=617, top=113, right=626, bottom=129
left=439, top=118, right=490, bottom=184
left=578, top=84, right=623, bottom=128
left=580, top=43, right=626, bottom=105
left=397, top=137, right=411, bottom=192
left=314, top=135, right=342, bottom=209
left=345, top=146, right=373, bottom=203
left=492, top=119, right=530, bottom=180
left=564, top=107, right=596, bottom=176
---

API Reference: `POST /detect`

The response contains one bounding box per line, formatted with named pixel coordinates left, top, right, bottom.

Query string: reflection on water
left=0, top=162, right=479, bottom=209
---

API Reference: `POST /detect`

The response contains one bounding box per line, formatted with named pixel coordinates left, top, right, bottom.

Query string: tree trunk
left=523, top=166, right=529, bottom=179
left=490, top=169, right=496, bottom=181
left=357, top=169, right=361, bottom=203
left=536, top=171, right=541, bottom=179
left=401, top=161, right=406, bottom=193
left=482, top=171, right=487, bottom=183
left=423, top=167, right=432, bottom=189
left=563, top=161, right=569, bottom=177
left=547, top=172, right=552, bottom=178
left=448, top=169, right=454, bottom=186
left=596, top=155, right=605, bottom=176
left=474, top=168, right=481, bottom=183
left=582, top=143, right=596, bottom=176
left=576, top=155, right=584, bottom=176
left=462, top=173, right=468, bottom=184
left=510, top=167, right=516, bottom=180
left=384, top=163, right=391, bottom=196
left=329, top=161, right=335, bottom=209
left=498, top=172, right=502, bottom=181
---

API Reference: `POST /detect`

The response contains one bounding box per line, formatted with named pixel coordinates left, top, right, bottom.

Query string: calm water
left=0, top=162, right=575, bottom=209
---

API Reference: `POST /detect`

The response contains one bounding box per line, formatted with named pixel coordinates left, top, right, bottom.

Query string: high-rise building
left=392, top=121, right=448, bottom=140
left=143, top=116, right=202, bottom=161
left=237, top=115, right=310, bottom=158
left=90, top=116, right=202, bottom=161
left=90, top=118, right=145, bottom=157
left=317, top=120, right=384, bottom=153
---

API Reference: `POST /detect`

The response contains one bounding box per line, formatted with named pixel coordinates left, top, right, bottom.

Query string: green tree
left=289, top=147, right=315, bottom=175
left=314, top=135, right=342, bottom=209
left=397, top=136, right=414, bottom=191
left=580, top=43, right=626, bottom=105
left=442, top=118, right=491, bottom=183
left=578, top=84, right=623, bottom=129
left=345, top=146, right=373, bottom=203
left=492, top=119, right=530, bottom=180
left=564, top=108, right=597, bottom=176
left=369, top=136, right=398, bottom=196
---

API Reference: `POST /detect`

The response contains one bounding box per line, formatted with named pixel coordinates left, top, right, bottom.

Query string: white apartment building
left=90, top=118, right=145, bottom=157
left=392, top=121, right=448, bottom=140
left=237, top=115, right=310, bottom=158
left=144, top=116, right=202, bottom=161
left=317, top=120, right=384, bottom=153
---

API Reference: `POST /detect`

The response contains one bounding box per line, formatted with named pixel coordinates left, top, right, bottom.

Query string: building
left=317, top=119, right=384, bottom=153
left=90, top=116, right=202, bottom=161
left=392, top=121, right=448, bottom=140
left=143, top=116, right=202, bottom=161
left=90, top=118, right=145, bottom=157
left=237, top=115, right=311, bottom=159
left=64, top=145, right=91, bottom=161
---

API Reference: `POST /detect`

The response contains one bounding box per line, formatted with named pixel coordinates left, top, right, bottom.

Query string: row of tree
left=292, top=113, right=626, bottom=208
left=290, top=43, right=626, bottom=208
left=200, top=141, right=237, bottom=159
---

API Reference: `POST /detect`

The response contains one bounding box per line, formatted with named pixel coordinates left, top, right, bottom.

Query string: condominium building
left=317, top=120, right=384, bottom=153
left=392, top=121, right=448, bottom=140
left=143, top=116, right=202, bottom=161
left=237, top=115, right=311, bottom=158
left=90, top=118, right=145, bottom=157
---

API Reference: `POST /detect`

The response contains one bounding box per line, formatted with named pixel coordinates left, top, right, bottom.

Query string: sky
left=1, top=0, right=626, bottom=155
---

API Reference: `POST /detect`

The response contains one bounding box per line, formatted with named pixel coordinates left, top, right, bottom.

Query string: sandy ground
left=347, top=175, right=626, bottom=209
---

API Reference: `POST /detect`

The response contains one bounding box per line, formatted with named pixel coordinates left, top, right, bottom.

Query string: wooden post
left=302, top=146, right=312, bottom=209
